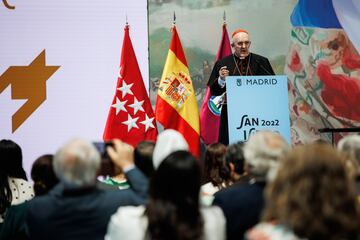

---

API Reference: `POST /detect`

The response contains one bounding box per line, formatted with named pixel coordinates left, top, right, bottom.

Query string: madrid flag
left=103, top=24, right=158, bottom=146
left=200, top=23, right=232, bottom=145
left=155, top=25, right=200, bottom=158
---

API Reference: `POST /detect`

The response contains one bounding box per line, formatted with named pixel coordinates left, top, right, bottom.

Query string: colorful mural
left=149, top=0, right=360, bottom=144
left=286, top=0, right=360, bottom=144
left=148, top=0, right=297, bottom=106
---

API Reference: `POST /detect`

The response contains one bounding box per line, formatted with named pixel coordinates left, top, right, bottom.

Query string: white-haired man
left=208, top=29, right=275, bottom=145
left=337, top=134, right=360, bottom=194
left=26, top=139, right=148, bottom=240
left=213, top=131, right=289, bottom=240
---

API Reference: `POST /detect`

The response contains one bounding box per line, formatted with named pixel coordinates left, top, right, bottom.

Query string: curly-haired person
left=246, top=144, right=360, bottom=240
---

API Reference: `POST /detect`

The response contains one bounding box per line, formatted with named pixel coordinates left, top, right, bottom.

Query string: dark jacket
left=213, top=180, right=266, bottom=240
left=26, top=168, right=148, bottom=240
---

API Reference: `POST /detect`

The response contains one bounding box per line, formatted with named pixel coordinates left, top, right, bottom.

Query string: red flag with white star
left=103, top=24, right=158, bottom=146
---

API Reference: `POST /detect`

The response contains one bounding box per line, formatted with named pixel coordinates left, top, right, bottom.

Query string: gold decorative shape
left=0, top=50, right=60, bottom=132
left=2, top=0, right=15, bottom=10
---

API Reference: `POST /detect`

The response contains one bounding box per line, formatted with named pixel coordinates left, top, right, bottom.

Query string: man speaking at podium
left=209, top=29, right=275, bottom=145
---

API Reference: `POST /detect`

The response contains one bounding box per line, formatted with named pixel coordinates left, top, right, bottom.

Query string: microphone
left=253, top=57, right=275, bottom=75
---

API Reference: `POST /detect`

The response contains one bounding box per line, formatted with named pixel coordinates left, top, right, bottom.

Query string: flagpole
left=172, top=11, right=176, bottom=31
left=125, top=14, right=129, bottom=29
left=223, top=10, right=227, bottom=26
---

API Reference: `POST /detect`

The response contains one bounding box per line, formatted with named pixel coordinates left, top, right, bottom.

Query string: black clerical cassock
left=208, top=52, right=275, bottom=145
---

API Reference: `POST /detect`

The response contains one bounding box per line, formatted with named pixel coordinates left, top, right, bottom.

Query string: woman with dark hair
left=133, top=141, right=155, bottom=178
left=106, top=150, right=225, bottom=240
left=201, top=143, right=230, bottom=205
left=0, top=154, right=59, bottom=239
left=225, top=141, right=248, bottom=183
left=0, top=139, right=33, bottom=224
left=31, top=154, right=59, bottom=196
left=246, top=144, right=360, bottom=240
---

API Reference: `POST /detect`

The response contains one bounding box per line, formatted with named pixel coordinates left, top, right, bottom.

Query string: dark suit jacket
left=0, top=202, right=28, bottom=240
left=26, top=168, right=148, bottom=240
left=213, top=180, right=266, bottom=240
left=209, top=53, right=275, bottom=96
left=209, top=53, right=275, bottom=145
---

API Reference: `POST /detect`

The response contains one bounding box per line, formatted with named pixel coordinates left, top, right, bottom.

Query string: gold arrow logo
left=0, top=50, right=60, bottom=132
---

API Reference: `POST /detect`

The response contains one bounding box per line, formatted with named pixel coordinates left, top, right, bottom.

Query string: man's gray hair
left=244, top=131, right=290, bottom=181
left=53, top=139, right=101, bottom=186
left=337, top=134, right=360, bottom=176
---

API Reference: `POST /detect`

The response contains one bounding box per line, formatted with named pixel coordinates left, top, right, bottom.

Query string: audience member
left=152, top=129, right=189, bottom=169
left=337, top=134, right=360, bottom=194
left=26, top=138, right=148, bottom=240
left=213, top=131, right=290, bottom=240
left=202, top=143, right=229, bottom=190
left=225, top=141, right=248, bottom=183
left=201, top=143, right=229, bottom=205
left=313, top=138, right=331, bottom=145
left=106, top=150, right=226, bottom=240
left=0, top=140, right=34, bottom=224
left=0, top=154, right=59, bottom=239
left=98, top=162, right=130, bottom=190
left=31, top=154, right=59, bottom=195
left=246, top=144, right=360, bottom=240
left=134, top=140, right=155, bottom=178
left=95, top=142, right=130, bottom=191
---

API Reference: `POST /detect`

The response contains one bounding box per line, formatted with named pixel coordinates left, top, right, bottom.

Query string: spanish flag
left=155, top=25, right=200, bottom=158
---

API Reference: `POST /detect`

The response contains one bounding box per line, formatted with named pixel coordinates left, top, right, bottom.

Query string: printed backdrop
left=148, top=0, right=298, bottom=106
left=0, top=0, right=149, bottom=174
left=149, top=0, right=360, bottom=144
left=286, top=0, right=360, bottom=144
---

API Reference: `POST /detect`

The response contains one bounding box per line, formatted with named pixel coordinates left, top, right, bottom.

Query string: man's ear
left=231, top=42, right=235, bottom=47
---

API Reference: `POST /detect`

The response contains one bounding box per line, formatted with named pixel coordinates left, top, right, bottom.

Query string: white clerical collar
left=234, top=52, right=250, bottom=60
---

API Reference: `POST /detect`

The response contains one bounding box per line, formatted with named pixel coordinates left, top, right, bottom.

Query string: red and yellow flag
left=155, top=26, right=200, bottom=158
